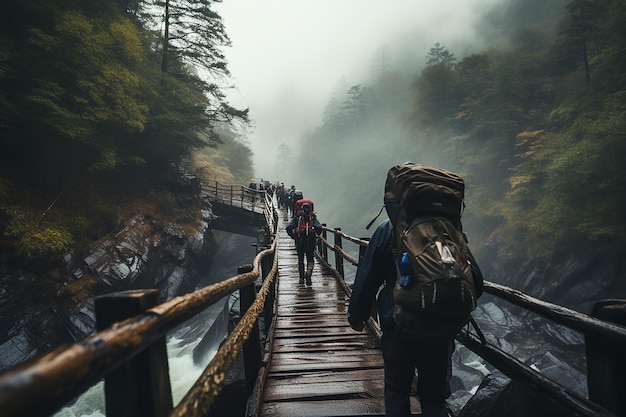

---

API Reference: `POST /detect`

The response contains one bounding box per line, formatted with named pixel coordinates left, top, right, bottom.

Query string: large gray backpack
left=384, top=164, right=477, bottom=342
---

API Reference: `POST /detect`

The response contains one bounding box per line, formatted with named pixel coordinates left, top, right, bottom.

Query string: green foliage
left=2, top=208, right=74, bottom=260
left=0, top=0, right=251, bottom=265
left=192, top=125, right=254, bottom=185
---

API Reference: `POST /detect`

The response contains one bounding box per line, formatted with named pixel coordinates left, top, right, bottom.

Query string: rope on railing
left=322, top=225, right=369, bottom=246
left=318, top=235, right=359, bottom=266
left=171, top=238, right=279, bottom=417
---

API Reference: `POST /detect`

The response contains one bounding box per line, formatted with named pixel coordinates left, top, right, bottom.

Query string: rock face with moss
left=0, top=200, right=218, bottom=372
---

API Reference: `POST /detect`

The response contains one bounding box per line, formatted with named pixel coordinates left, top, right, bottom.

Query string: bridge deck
left=259, top=211, right=421, bottom=416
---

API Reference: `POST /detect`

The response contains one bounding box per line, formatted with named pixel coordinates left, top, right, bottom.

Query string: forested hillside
left=0, top=1, right=253, bottom=269
left=291, top=0, right=626, bottom=260
left=1, top=0, right=625, bottom=275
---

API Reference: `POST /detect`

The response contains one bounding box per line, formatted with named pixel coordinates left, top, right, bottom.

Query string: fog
left=216, top=0, right=504, bottom=180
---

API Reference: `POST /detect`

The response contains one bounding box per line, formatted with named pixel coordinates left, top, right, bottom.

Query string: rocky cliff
left=448, top=237, right=626, bottom=415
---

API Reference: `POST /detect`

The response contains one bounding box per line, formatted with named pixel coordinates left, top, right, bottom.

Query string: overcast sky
left=215, top=0, right=503, bottom=179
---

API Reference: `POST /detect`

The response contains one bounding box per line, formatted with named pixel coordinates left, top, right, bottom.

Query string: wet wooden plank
left=268, top=354, right=383, bottom=373
left=261, top=398, right=388, bottom=417
left=272, top=339, right=379, bottom=353
left=263, top=379, right=385, bottom=402
left=265, top=368, right=384, bottom=385
left=261, top=397, right=421, bottom=417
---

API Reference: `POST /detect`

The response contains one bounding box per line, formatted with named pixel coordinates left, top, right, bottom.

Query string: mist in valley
left=217, top=0, right=568, bottom=239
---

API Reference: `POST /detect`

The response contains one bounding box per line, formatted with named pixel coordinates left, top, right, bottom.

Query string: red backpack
left=294, top=199, right=315, bottom=236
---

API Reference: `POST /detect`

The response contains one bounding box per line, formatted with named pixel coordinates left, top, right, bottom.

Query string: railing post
left=321, top=224, right=328, bottom=262
left=239, top=264, right=262, bottom=396
left=585, top=299, right=626, bottom=416
left=261, top=252, right=275, bottom=335
left=94, top=289, right=173, bottom=417
left=334, top=227, right=344, bottom=278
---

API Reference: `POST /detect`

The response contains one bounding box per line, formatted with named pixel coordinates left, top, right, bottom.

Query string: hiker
left=289, top=189, right=303, bottom=216
left=286, top=185, right=296, bottom=215
left=347, top=163, right=484, bottom=417
left=248, top=178, right=257, bottom=203
left=277, top=183, right=287, bottom=208
left=286, top=199, right=322, bottom=286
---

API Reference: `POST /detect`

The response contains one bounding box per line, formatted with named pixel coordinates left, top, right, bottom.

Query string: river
left=53, top=230, right=258, bottom=417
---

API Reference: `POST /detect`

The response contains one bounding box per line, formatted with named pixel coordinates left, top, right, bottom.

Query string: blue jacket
left=347, top=219, right=484, bottom=332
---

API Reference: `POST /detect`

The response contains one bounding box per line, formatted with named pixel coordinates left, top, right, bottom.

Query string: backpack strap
left=365, top=204, right=385, bottom=230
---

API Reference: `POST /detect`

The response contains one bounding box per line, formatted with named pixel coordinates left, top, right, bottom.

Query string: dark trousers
left=295, top=235, right=315, bottom=280
left=381, top=331, right=453, bottom=417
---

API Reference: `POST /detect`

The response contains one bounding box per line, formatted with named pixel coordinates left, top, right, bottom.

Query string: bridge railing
left=202, top=180, right=278, bottom=239
left=0, top=192, right=279, bottom=417
left=315, top=225, right=625, bottom=417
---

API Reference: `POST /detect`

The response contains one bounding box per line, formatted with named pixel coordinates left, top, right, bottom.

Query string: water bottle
left=399, top=252, right=413, bottom=288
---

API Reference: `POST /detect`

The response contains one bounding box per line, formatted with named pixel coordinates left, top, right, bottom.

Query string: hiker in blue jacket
left=347, top=203, right=484, bottom=417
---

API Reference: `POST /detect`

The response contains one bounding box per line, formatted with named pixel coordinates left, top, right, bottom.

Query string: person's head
left=302, top=203, right=312, bottom=216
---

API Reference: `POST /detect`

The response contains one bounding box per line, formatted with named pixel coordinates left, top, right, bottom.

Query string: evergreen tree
left=146, top=0, right=248, bottom=130
left=425, top=42, right=456, bottom=66
left=342, top=85, right=366, bottom=130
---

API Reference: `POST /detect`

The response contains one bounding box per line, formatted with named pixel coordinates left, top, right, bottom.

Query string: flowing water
left=53, top=231, right=258, bottom=417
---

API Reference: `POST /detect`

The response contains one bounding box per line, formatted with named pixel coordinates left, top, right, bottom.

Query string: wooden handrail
left=483, top=281, right=626, bottom=342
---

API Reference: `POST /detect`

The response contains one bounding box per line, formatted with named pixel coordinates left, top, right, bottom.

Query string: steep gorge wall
left=479, top=236, right=626, bottom=314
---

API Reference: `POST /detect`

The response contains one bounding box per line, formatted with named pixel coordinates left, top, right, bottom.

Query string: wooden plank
left=274, top=318, right=351, bottom=329
left=269, top=353, right=383, bottom=373
left=272, top=340, right=379, bottom=353
left=265, top=368, right=384, bottom=385
left=263, top=379, right=385, bottom=401
left=270, top=350, right=381, bottom=362
left=261, top=398, right=387, bottom=417
left=261, top=397, right=422, bottom=417
left=274, top=326, right=364, bottom=337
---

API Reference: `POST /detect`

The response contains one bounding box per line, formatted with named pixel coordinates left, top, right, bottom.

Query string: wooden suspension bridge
left=0, top=181, right=625, bottom=417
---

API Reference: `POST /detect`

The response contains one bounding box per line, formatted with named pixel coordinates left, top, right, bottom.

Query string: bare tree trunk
left=161, top=0, right=170, bottom=73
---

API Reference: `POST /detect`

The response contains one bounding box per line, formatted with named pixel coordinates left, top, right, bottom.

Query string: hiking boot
left=305, top=275, right=312, bottom=286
